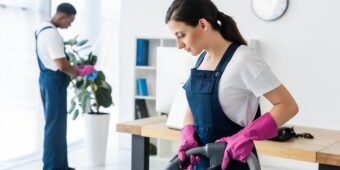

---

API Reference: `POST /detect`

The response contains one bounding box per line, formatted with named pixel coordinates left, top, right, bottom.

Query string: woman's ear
left=198, top=18, right=209, bottom=31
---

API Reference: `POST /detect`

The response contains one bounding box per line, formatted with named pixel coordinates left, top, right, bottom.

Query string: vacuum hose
left=165, top=142, right=261, bottom=170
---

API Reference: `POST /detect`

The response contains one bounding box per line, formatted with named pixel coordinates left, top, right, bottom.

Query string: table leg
left=319, top=164, right=340, bottom=170
left=132, top=135, right=150, bottom=170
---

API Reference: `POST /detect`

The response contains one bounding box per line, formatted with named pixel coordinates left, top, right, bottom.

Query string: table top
left=317, top=141, right=340, bottom=166
left=255, top=126, right=340, bottom=162
left=142, top=121, right=180, bottom=141
left=116, top=116, right=340, bottom=163
left=116, top=116, right=166, bottom=135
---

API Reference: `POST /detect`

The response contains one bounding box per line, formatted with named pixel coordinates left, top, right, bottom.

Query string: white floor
left=8, top=131, right=292, bottom=170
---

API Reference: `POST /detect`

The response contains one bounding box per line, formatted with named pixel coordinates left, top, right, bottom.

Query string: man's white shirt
left=36, top=22, right=66, bottom=71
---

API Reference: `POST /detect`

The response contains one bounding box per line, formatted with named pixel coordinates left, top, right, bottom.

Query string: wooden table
left=116, top=116, right=167, bottom=170
left=317, top=141, right=340, bottom=169
left=116, top=116, right=340, bottom=170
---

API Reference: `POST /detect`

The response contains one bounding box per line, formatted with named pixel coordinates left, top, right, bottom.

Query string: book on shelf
left=136, top=39, right=149, bottom=66
left=135, top=99, right=149, bottom=119
left=136, top=78, right=148, bottom=96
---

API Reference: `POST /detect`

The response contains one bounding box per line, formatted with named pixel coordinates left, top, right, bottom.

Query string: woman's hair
left=165, top=0, right=247, bottom=45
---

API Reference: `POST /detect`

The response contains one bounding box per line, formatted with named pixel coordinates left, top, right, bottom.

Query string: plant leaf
left=81, top=79, right=87, bottom=88
left=65, top=35, right=114, bottom=114
left=94, top=71, right=105, bottom=85
left=68, top=100, right=76, bottom=114
left=85, top=53, right=93, bottom=65
left=77, top=57, right=85, bottom=65
left=64, top=39, right=76, bottom=45
left=80, top=90, right=90, bottom=113
left=75, top=79, right=84, bottom=88
left=84, top=52, right=95, bottom=65
left=95, top=87, right=113, bottom=108
left=101, top=81, right=112, bottom=92
left=90, top=55, right=97, bottom=65
left=66, top=52, right=77, bottom=65
left=72, top=109, right=79, bottom=120
left=76, top=39, right=88, bottom=46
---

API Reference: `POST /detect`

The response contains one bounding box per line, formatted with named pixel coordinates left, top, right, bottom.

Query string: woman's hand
left=178, top=124, right=200, bottom=169
left=215, top=113, right=278, bottom=169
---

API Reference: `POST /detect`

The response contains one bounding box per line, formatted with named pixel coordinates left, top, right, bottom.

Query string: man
left=35, top=3, right=94, bottom=170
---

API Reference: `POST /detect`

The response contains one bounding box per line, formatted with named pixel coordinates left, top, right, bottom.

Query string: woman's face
left=167, top=19, right=206, bottom=56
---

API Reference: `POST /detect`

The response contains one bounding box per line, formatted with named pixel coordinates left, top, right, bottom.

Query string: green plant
left=65, top=36, right=113, bottom=120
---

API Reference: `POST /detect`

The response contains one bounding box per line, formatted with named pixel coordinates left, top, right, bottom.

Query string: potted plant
left=65, top=36, right=113, bottom=167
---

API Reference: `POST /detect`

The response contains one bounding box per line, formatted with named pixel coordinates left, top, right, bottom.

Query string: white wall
left=216, top=0, right=340, bottom=130
left=118, top=0, right=340, bottom=168
left=119, top=0, right=340, bottom=128
left=117, top=0, right=174, bottom=148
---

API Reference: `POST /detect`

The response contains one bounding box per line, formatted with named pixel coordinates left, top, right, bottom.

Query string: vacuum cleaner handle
left=165, top=143, right=261, bottom=170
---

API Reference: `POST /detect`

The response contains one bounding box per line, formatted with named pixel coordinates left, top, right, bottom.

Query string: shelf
left=134, top=37, right=177, bottom=157
left=135, top=66, right=156, bottom=70
left=135, top=95, right=156, bottom=100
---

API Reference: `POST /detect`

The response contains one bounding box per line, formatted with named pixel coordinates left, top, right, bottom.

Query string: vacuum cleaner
left=165, top=142, right=260, bottom=170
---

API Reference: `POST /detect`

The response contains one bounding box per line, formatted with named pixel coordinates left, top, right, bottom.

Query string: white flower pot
left=84, top=113, right=110, bottom=167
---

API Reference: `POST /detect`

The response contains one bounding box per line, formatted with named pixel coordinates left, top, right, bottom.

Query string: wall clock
left=251, top=0, right=289, bottom=21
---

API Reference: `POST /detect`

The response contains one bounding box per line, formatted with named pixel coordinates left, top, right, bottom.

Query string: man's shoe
left=68, top=167, right=75, bottom=170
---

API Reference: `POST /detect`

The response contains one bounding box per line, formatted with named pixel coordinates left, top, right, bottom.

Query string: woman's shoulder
left=234, top=45, right=256, bottom=58
left=231, top=45, right=268, bottom=73
left=233, top=45, right=262, bottom=64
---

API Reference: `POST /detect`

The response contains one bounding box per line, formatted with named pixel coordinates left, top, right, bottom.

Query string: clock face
left=251, top=0, right=289, bottom=21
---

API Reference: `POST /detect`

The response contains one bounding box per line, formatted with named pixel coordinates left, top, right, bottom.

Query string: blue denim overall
left=35, top=27, right=70, bottom=170
left=183, top=43, right=260, bottom=170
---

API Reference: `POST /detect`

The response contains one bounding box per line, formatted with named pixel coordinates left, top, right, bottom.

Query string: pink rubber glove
left=77, top=65, right=95, bottom=76
left=178, top=124, right=201, bottom=169
left=215, top=112, right=278, bottom=169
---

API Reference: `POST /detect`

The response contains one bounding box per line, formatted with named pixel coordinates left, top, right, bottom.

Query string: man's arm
left=54, top=58, right=78, bottom=76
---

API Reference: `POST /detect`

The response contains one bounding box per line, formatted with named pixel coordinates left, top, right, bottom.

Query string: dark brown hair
left=57, top=3, right=77, bottom=15
left=165, top=0, right=247, bottom=45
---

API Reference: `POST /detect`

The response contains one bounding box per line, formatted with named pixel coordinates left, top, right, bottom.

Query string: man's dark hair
left=57, top=3, right=77, bottom=15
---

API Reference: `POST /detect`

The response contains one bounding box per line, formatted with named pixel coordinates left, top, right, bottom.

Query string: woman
left=165, top=0, right=299, bottom=169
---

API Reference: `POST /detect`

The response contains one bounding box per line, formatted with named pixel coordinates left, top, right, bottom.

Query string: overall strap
left=35, top=26, right=53, bottom=39
left=215, top=43, right=240, bottom=74
left=35, top=26, right=53, bottom=71
left=194, top=51, right=207, bottom=68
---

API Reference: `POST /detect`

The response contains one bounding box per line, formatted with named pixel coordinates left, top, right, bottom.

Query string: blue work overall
left=35, top=27, right=70, bottom=170
left=183, top=43, right=260, bottom=170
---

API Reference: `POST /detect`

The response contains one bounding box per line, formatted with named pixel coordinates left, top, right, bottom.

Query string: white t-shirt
left=36, top=22, right=65, bottom=71
left=218, top=45, right=281, bottom=127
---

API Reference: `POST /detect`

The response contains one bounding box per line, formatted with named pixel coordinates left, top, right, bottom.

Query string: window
left=0, top=0, right=120, bottom=167
left=0, top=3, right=42, bottom=165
